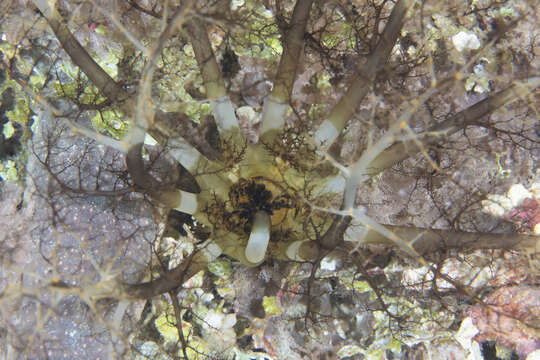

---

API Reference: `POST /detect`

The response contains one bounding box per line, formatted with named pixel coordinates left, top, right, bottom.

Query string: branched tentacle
left=313, top=0, right=412, bottom=151
left=260, top=0, right=314, bottom=140
left=184, top=17, right=242, bottom=143
left=33, top=0, right=204, bottom=214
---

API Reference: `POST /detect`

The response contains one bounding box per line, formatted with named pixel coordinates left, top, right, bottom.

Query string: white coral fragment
left=482, top=184, right=533, bottom=217
left=202, top=310, right=237, bottom=351
left=230, top=0, right=244, bottom=11
left=455, top=317, right=480, bottom=354
left=507, top=184, right=532, bottom=207
left=204, top=309, right=236, bottom=329
left=320, top=256, right=337, bottom=271
left=452, top=31, right=481, bottom=52
left=236, top=105, right=260, bottom=124
left=482, top=194, right=513, bottom=217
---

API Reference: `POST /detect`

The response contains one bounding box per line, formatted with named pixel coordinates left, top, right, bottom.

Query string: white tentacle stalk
left=211, top=96, right=239, bottom=132
left=286, top=240, right=305, bottom=261
left=259, top=97, right=289, bottom=137
left=174, top=191, right=198, bottom=214
left=245, top=211, right=271, bottom=264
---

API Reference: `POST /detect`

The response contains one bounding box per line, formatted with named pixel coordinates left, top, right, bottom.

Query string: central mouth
left=222, top=177, right=292, bottom=264
left=228, top=178, right=291, bottom=235
left=198, top=138, right=339, bottom=265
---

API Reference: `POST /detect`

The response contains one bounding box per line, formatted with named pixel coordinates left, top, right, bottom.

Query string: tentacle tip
left=286, top=241, right=305, bottom=261
left=245, top=211, right=271, bottom=264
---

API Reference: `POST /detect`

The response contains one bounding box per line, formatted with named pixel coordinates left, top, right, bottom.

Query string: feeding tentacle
left=259, top=0, right=314, bottom=141
left=312, top=0, right=412, bottom=152
left=184, top=18, right=242, bottom=143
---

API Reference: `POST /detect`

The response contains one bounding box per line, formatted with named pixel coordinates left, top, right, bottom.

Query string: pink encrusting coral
left=465, top=286, right=540, bottom=358
left=506, top=197, right=540, bottom=233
